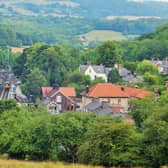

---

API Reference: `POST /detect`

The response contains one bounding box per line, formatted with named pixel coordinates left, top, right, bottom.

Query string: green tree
left=0, top=100, right=17, bottom=114
left=144, top=72, right=159, bottom=85
left=108, top=68, right=121, bottom=83
left=77, top=118, right=142, bottom=167
left=64, top=71, right=91, bottom=96
left=50, top=112, right=96, bottom=162
left=136, top=60, right=159, bottom=75
left=130, top=96, right=155, bottom=128
left=0, top=106, right=52, bottom=160
left=142, top=105, right=168, bottom=168
left=22, top=68, right=48, bottom=98
left=97, top=41, right=122, bottom=67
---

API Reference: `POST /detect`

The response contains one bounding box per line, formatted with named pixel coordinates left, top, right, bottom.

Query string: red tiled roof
left=41, top=87, right=53, bottom=97
left=117, top=86, right=153, bottom=99
left=82, top=83, right=152, bottom=99
left=83, top=83, right=129, bottom=98
left=59, top=87, right=76, bottom=97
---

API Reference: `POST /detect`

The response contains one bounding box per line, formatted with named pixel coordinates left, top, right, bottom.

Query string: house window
left=118, top=99, right=121, bottom=104
left=56, top=95, right=62, bottom=103
left=57, top=104, right=62, bottom=111
left=89, top=69, right=91, bottom=73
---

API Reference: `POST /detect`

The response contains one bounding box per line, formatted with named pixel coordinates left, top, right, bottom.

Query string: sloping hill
left=0, top=0, right=168, bottom=17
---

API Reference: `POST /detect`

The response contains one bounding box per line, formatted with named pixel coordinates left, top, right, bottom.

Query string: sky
left=129, top=0, right=168, bottom=2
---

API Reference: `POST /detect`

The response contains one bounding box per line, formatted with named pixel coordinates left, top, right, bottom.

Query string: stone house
left=81, top=83, right=153, bottom=113
left=79, top=62, right=111, bottom=82
left=41, top=87, right=76, bottom=114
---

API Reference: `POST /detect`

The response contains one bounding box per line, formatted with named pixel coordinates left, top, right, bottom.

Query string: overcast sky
left=129, top=0, right=168, bottom=2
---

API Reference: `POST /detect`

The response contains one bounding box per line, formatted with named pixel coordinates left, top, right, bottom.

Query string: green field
left=0, top=160, right=103, bottom=168
left=79, top=30, right=126, bottom=42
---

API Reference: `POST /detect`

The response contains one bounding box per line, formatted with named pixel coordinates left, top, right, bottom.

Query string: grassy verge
left=0, top=159, right=103, bottom=168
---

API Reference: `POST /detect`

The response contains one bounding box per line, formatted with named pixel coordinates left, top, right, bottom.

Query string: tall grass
left=0, top=160, right=103, bottom=168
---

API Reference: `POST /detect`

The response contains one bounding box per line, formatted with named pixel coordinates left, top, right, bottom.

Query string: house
left=41, top=86, right=76, bottom=114
left=79, top=62, right=112, bottom=82
left=114, top=64, right=137, bottom=83
left=84, top=100, right=124, bottom=116
left=151, top=58, right=168, bottom=74
left=81, top=83, right=129, bottom=112
left=81, top=83, right=153, bottom=112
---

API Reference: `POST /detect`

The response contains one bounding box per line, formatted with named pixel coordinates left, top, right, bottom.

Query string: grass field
left=0, top=160, right=103, bottom=168
left=80, top=30, right=126, bottom=42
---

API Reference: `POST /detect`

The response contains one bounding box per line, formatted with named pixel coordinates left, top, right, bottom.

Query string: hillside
left=1, top=0, right=168, bottom=18
left=0, top=0, right=168, bottom=46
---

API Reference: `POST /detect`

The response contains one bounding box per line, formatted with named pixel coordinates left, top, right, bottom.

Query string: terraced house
left=81, top=83, right=152, bottom=114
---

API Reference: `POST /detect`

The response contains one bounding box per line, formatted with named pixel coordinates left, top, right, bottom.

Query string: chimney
left=85, top=84, right=89, bottom=93
left=53, top=83, right=59, bottom=90
left=121, top=86, right=125, bottom=92
left=87, top=61, right=92, bottom=65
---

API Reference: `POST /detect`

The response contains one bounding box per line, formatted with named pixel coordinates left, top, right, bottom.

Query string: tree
left=0, top=106, right=52, bottom=160
left=123, top=61, right=137, bottom=73
left=97, top=41, right=122, bottom=67
left=144, top=72, right=159, bottom=85
left=108, top=68, right=121, bottom=83
left=77, top=118, right=142, bottom=167
left=50, top=112, right=96, bottom=162
left=64, top=71, right=91, bottom=96
left=136, top=60, right=159, bottom=75
left=130, top=96, right=155, bottom=128
left=0, top=100, right=17, bottom=114
left=142, top=105, right=168, bottom=168
left=22, top=68, right=48, bottom=98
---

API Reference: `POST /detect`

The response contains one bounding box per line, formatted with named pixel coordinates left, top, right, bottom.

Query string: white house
left=79, top=63, right=111, bottom=82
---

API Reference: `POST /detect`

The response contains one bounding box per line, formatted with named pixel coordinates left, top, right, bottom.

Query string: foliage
left=142, top=104, right=168, bottom=168
left=144, top=72, right=159, bottom=85
left=64, top=71, right=105, bottom=96
left=0, top=100, right=17, bottom=114
left=0, top=106, right=52, bottom=160
left=21, top=68, right=48, bottom=98
left=136, top=60, right=159, bottom=75
left=96, top=41, right=122, bottom=67
left=130, top=96, right=155, bottom=128
left=50, top=112, right=96, bottom=162
left=108, top=68, right=121, bottom=83
left=14, top=43, right=81, bottom=97
left=77, top=118, right=142, bottom=167
left=122, top=23, right=168, bottom=61
left=123, top=61, right=137, bottom=73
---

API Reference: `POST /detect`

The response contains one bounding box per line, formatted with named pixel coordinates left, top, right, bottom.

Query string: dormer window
left=56, top=95, right=62, bottom=103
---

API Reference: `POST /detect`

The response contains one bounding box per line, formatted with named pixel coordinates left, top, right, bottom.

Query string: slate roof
left=84, top=101, right=125, bottom=116
left=118, top=67, right=131, bottom=77
left=85, top=101, right=102, bottom=111
left=79, top=64, right=112, bottom=75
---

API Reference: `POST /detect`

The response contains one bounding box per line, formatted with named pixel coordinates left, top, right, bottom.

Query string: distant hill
left=0, top=0, right=168, bottom=46
left=0, top=0, right=168, bottom=18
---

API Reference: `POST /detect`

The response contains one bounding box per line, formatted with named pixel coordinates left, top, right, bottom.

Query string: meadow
left=80, top=30, right=126, bottom=42
left=0, top=160, right=103, bottom=168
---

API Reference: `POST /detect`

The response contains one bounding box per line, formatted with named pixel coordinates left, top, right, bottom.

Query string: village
left=1, top=59, right=167, bottom=125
